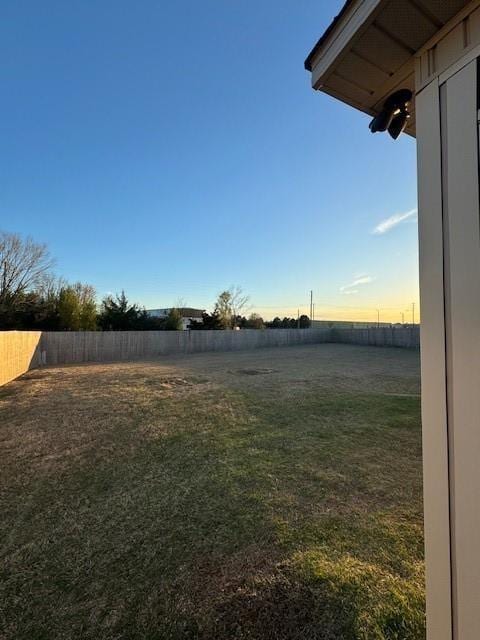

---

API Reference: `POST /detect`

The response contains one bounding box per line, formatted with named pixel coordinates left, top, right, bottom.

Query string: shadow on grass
left=0, top=375, right=424, bottom=639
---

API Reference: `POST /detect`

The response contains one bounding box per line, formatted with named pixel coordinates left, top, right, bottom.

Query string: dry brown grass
left=0, top=344, right=424, bottom=639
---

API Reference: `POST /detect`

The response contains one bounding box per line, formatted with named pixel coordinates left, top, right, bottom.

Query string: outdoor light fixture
left=369, top=89, right=413, bottom=140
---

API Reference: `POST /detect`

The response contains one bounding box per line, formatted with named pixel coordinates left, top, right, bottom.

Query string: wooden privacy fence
left=0, top=326, right=420, bottom=385
left=331, top=326, right=420, bottom=349
left=38, top=328, right=331, bottom=365
left=0, top=331, right=42, bottom=386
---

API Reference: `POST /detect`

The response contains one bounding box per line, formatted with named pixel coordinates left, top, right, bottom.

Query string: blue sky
left=1, top=0, right=418, bottom=322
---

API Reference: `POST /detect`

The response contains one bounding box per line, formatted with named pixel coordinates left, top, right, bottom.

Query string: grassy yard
left=0, top=344, right=424, bottom=639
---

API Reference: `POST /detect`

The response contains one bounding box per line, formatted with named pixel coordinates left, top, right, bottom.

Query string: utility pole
left=412, top=302, right=415, bottom=326
left=401, top=312, right=405, bottom=325
left=313, top=303, right=315, bottom=323
left=376, top=309, right=380, bottom=328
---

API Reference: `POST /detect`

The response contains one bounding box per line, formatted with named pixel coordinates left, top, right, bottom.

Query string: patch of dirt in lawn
left=145, top=375, right=207, bottom=390
left=231, top=368, right=275, bottom=376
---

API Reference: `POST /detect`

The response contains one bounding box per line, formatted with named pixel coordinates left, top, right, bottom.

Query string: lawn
left=0, top=344, right=424, bottom=639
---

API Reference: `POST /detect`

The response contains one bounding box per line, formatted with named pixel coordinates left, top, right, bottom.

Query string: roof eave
left=304, top=0, right=385, bottom=88
left=304, top=0, right=356, bottom=72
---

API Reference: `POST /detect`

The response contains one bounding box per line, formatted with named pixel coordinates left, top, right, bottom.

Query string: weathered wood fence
left=332, top=326, right=420, bottom=349
left=0, top=326, right=419, bottom=385
left=38, top=328, right=331, bottom=365
left=0, top=331, right=42, bottom=386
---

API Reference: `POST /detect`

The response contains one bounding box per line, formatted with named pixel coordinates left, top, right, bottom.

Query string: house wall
left=416, top=11, right=480, bottom=638
left=415, top=2, right=480, bottom=92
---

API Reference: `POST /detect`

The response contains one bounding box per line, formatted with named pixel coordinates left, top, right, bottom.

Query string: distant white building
left=146, top=307, right=205, bottom=330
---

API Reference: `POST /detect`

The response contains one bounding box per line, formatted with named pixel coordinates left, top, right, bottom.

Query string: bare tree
left=73, top=282, right=96, bottom=306
left=175, top=297, right=187, bottom=308
left=229, top=286, right=250, bottom=328
left=214, top=286, right=250, bottom=329
left=0, top=231, right=54, bottom=305
left=36, top=274, right=66, bottom=300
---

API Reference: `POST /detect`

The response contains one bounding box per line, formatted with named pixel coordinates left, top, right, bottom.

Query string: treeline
left=191, top=312, right=311, bottom=330
left=1, top=282, right=183, bottom=332
left=0, top=231, right=183, bottom=331
left=266, top=316, right=311, bottom=329
left=2, top=280, right=97, bottom=331
left=190, top=311, right=266, bottom=330
left=192, top=289, right=310, bottom=330
left=0, top=231, right=312, bottom=331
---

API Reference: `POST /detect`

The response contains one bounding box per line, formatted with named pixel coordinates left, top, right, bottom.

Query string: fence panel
left=0, top=331, right=42, bottom=386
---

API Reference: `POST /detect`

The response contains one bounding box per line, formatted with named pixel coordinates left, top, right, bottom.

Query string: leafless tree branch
left=0, top=231, right=55, bottom=305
